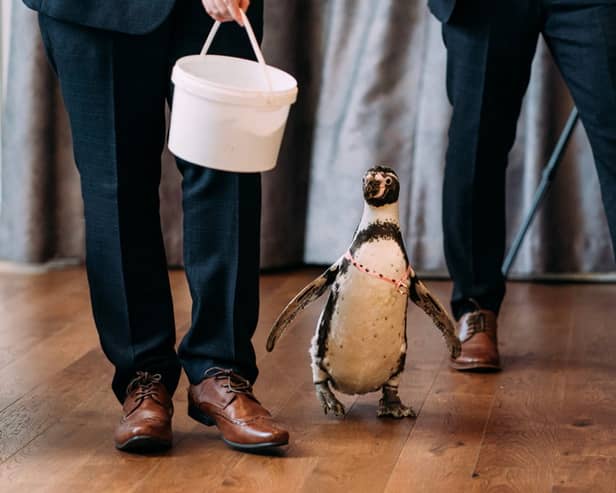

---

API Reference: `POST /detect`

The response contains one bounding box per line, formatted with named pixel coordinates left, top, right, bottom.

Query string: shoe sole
left=449, top=360, right=502, bottom=372
left=188, top=403, right=288, bottom=451
left=115, top=435, right=172, bottom=454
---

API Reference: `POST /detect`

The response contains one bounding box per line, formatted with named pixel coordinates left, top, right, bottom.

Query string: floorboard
left=0, top=268, right=615, bottom=492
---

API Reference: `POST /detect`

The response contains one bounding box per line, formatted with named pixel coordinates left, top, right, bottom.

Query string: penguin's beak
left=364, top=178, right=386, bottom=199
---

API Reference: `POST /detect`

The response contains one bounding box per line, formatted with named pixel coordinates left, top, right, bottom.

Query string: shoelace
left=203, top=367, right=255, bottom=397
left=466, top=311, right=487, bottom=336
left=126, top=371, right=162, bottom=402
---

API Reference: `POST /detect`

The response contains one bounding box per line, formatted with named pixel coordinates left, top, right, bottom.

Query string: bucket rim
left=172, top=55, right=298, bottom=107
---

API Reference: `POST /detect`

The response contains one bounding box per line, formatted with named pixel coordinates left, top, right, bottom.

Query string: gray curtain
left=2, top=0, right=614, bottom=276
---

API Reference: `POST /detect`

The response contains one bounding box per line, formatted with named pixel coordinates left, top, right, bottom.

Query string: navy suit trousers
left=441, top=0, right=616, bottom=318
left=38, top=0, right=264, bottom=401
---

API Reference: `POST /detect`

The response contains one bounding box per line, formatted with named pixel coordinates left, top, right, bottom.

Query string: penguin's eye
left=385, top=177, right=393, bottom=185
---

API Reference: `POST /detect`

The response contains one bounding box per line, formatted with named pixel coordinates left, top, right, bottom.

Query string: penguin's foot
left=377, top=386, right=416, bottom=419
left=315, top=382, right=345, bottom=416
left=377, top=399, right=416, bottom=419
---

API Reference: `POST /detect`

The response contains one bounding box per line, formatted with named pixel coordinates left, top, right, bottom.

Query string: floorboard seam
left=381, top=353, right=446, bottom=492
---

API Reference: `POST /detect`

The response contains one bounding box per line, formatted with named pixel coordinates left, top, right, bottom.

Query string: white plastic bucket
left=168, top=11, right=298, bottom=173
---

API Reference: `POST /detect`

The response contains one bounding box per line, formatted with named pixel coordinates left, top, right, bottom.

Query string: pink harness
left=344, top=251, right=413, bottom=295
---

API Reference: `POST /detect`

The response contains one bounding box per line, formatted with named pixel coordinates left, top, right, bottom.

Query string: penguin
left=266, top=166, right=461, bottom=418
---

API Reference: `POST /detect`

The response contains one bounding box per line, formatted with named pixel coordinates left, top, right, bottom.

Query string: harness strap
left=344, top=251, right=412, bottom=295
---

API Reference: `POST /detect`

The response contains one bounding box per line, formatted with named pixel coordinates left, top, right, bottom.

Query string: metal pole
left=501, top=107, right=580, bottom=277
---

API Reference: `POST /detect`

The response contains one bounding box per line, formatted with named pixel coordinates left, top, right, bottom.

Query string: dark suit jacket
left=22, top=0, right=175, bottom=34
left=428, top=0, right=456, bottom=22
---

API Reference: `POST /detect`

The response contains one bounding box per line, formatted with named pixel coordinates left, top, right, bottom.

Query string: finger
left=239, top=0, right=251, bottom=12
left=206, top=0, right=231, bottom=21
left=202, top=0, right=226, bottom=22
left=223, top=0, right=244, bottom=25
left=202, top=0, right=221, bottom=18
left=215, top=0, right=235, bottom=20
left=209, top=9, right=229, bottom=23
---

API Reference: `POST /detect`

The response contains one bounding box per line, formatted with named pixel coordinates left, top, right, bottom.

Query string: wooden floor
left=0, top=267, right=616, bottom=492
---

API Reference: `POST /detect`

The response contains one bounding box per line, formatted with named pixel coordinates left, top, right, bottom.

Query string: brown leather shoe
left=114, top=372, right=173, bottom=453
left=449, top=309, right=501, bottom=371
left=188, top=368, right=289, bottom=451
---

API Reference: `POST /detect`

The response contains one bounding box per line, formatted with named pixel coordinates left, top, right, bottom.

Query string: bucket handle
left=200, top=10, right=273, bottom=92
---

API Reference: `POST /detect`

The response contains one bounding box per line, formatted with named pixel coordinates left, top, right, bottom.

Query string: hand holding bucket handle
left=200, top=10, right=273, bottom=92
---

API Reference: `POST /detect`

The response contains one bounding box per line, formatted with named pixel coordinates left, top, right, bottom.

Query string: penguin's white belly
left=320, top=242, right=408, bottom=395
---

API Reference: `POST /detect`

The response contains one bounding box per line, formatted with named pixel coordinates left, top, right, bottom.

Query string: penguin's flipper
left=266, top=260, right=342, bottom=352
left=407, top=271, right=461, bottom=358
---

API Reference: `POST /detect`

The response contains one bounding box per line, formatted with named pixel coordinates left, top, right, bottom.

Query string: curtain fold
left=1, top=5, right=84, bottom=262
left=1, top=0, right=613, bottom=276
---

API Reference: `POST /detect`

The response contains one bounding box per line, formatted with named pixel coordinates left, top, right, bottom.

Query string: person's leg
left=165, top=1, right=288, bottom=451
left=168, top=0, right=264, bottom=386
left=38, top=15, right=180, bottom=402
left=542, top=2, right=616, bottom=254
left=442, top=0, right=541, bottom=320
